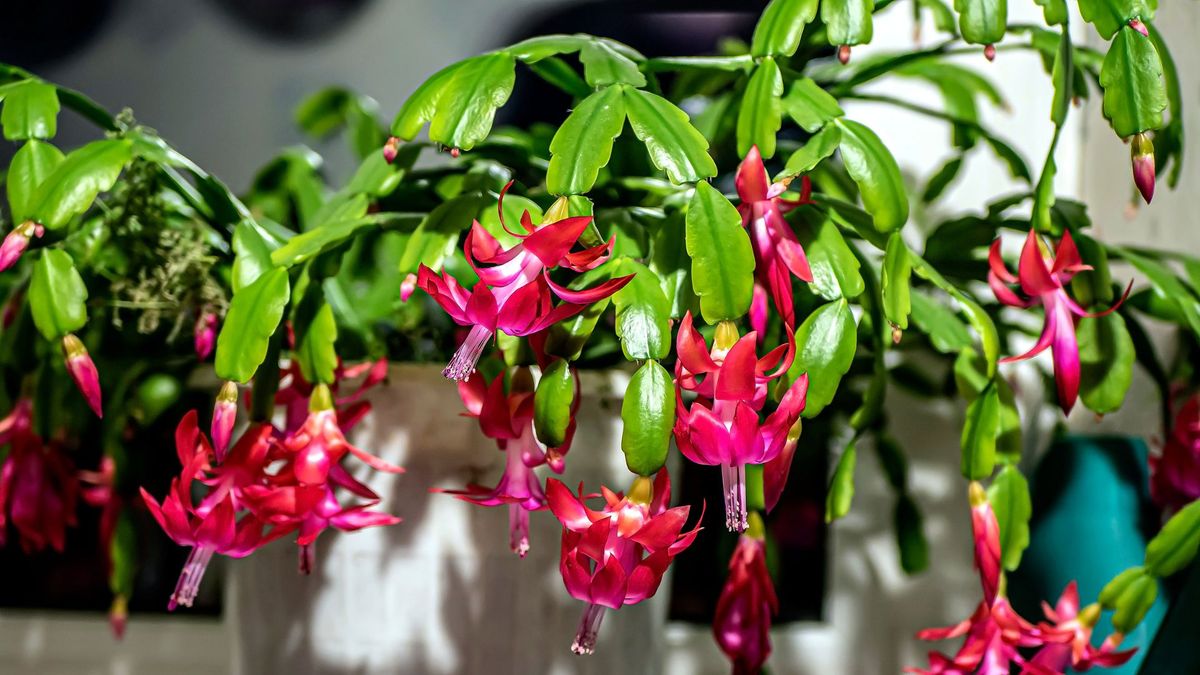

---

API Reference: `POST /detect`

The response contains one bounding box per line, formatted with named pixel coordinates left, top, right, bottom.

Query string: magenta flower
left=1028, top=582, right=1136, bottom=673
left=0, top=400, right=79, bottom=553
left=989, top=230, right=1130, bottom=414
left=194, top=310, right=218, bottom=361
left=736, top=146, right=814, bottom=328
left=713, top=532, right=778, bottom=675
left=1152, top=393, right=1200, bottom=512
left=672, top=313, right=807, bottom=531
left=434, top=371, right=572, bottom=557
left=0, top=221, right=44, bottom=272
left=62, top=334, right=103, bottom=418
left=211, top=381, right=238, bottom=462
left=1130, top=132, right=1155, bottom=204
left=418, top=183, right=632, bottom=381
left=274, top=357, right=387, bottom=435
left=546, top=470, right=701, bottom=655
left=140, top=413, right=290, bottom=610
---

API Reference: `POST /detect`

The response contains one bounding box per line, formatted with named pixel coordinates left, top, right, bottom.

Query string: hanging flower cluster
left=713, top=515, right=778, bottom=675
left=908, top=483, right=1135, bottom=674
left=434, top=368, right=575, bottom=557
left=0, top=399, right=79, bottom=553
left=142, top=364, right=402, bottom=609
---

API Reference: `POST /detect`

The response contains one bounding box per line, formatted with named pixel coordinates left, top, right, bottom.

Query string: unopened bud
left=63, top=334, right=103, bottom=418
left=1131, top=133, right=1155, bottom=204
left=193, top=311, right=217, bottom=361
left=212, top=381, right=239, bottom=462
left=891, top=325, right=903, bottom=344
left=0, top=221, right=44, bottom=272
left=449, top=147, right=461, bottom=159
left=984, top=44, right=996, bottom=62
left=109, top=595, right=128, bottom=640
left=627, top=475, right=654, bottom=506
left=837, top=45, right=852, bottom=65
left=968, top=481, right=988, bottom=507
left=399, top=272, right=417, bottom=302
left=382, top=136, right=401, bottom=164
left=544, top=196, right=571, bottom=224
left=1128, top=18, right=1149, bottom=37
left=309, top=383, right=335, bottom=413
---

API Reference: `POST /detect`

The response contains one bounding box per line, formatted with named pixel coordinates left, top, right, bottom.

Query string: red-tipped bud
left=382, top=136, right=401, bottom=164
left=399, top=272, right=418, bottom=302
left=1131, top=133, right=1155, bottom=204
left=449, top=147, right=461, bottom=159
left=984, top=44, right=996, bottom=61
left=193, top=310, right=218, bottom=361
left=63, top=334, right=103, bottom=418
left=1128, top=18, right=1149, bottom=37
left=211, top=381, right=238, bottom=462
left=837, top=45, right=852, bottom=65
left=109, top=595, right=128, bottom=640
left=0, top=222, right=44, bottom=272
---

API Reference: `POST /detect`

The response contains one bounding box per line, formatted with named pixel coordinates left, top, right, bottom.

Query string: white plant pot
left=229, top=364, right=670, bottom=675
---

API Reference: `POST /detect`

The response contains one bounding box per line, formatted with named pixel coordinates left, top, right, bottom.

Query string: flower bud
left=109, top=595, right=128, bottom=640
left=0, top=222, right=44, bottom=272
left=837, top=45, right=852, bottom=65
left=211, top=381, right=238, bottom=462
left=1128, top=18, right=1149, bottom=37
left=984, top=44, right=996, bottom=61
left=1131, top=132, right=1155, bottom=204
left=63, top=334, right=103, bottom=418
left=193, top=310, right=217, bottom=361
left=399, top=272, right=417, bottom=302
left=382, top=136, right=401, bottom=164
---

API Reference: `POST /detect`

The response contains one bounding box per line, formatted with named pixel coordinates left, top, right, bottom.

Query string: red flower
left=546, top=470, right=701, bottom=655
left=139, top=412, right=288, bottom=610
left=672, top=313, right=806, bottom=531
left=713, top=531, right=778, bottom=675
left=1028, top=582, right=1136, bottom=672
left=1151, top=393, right=1200, bottom=513
left=418, top=184, right=632, bottom=381
left=434, top=370, right=574, bottom=556
left=989, top=230, right=1129, bottom=414
left=735, top=146, right=813, bottom=328
left=0, top=400, right=79, bottom=553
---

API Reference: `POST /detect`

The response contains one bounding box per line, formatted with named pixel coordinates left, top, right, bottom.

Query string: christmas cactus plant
left=0, top=0, right=1198, bottom=671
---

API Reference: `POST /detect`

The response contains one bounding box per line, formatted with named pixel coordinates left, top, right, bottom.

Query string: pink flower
left=735, top=146, right=813, bottom=328
left=434, top=371, right=572, bottom=557
left=0, top=221, right=44, bottom=272
left=0, top=400, right=79, bottom=553
left=274, top=357, right=387, bottom=434
left=62, top=334, right=103, bottom=418
left=193, top=310, right=218, bottom=361
left=140, top=412, right=287, bottom=610
left=989, top=230, right=1130, bottom=414
left=546, top=470, right=701, bottom=655
left=1151, top=393, right=1200, bottom=512
left=672, top=313, right=806, bottom=531
left=1028, top=582, right=1136, bottom=672
left=417, top=183, right=632, bottom=381
left=211, top=381, right=239, bottom=462
left=713, top=532, right=778, bottom=675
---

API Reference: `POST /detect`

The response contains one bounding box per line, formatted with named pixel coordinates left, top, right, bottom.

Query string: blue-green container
left=1009, top=435, right=1167, bottom=675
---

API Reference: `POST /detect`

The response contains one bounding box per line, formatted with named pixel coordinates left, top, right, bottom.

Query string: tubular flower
left=547, top=471, right=701, bottom=656
left=0, top=221, right=44, bottom=272
left=193, top=310, right=218, bottom=361
left=63, top=334, right=103, bottom=418
left=434, top=370, right=571, bottom=557
left=417, top=183, right=632, bottom=381
left=1151, top=393, right=1200, bottom=512
left=0, top=401, right=79, bottom=552
left=908, top=483, right=1077, bottom=675
left=247, top=384, right=403, bottom=572
left=1028, top=582, right=1136, bottom=672
left=140, top=412, right=290, bottom=610
left=274, top=357, right=388, bottom=435
left=988, top=230, right=1130, bottom=414
left=713, top=518, right=778, bottom=675
left=672, top=313, right=807, bottom=532
left=735, top=146, right=813, bottom=328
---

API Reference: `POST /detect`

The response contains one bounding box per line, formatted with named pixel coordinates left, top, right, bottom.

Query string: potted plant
left=0, top=0, right=1198, bottom=672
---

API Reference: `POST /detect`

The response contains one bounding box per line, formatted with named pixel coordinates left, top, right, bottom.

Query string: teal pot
left=1010, top=435, right=1166, bottom=674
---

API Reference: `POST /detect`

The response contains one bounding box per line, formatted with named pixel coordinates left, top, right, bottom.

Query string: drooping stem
left=168, top=546, right=216, bottom=611
left=570, top=602, right=606, bottom=655
left=442, top=325, right=492, bottom=382
left=508, top=503, right=530, bottom=558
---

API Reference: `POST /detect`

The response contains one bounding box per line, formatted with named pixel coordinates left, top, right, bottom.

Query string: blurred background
left=0, top=0, right=1196, bottom=673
